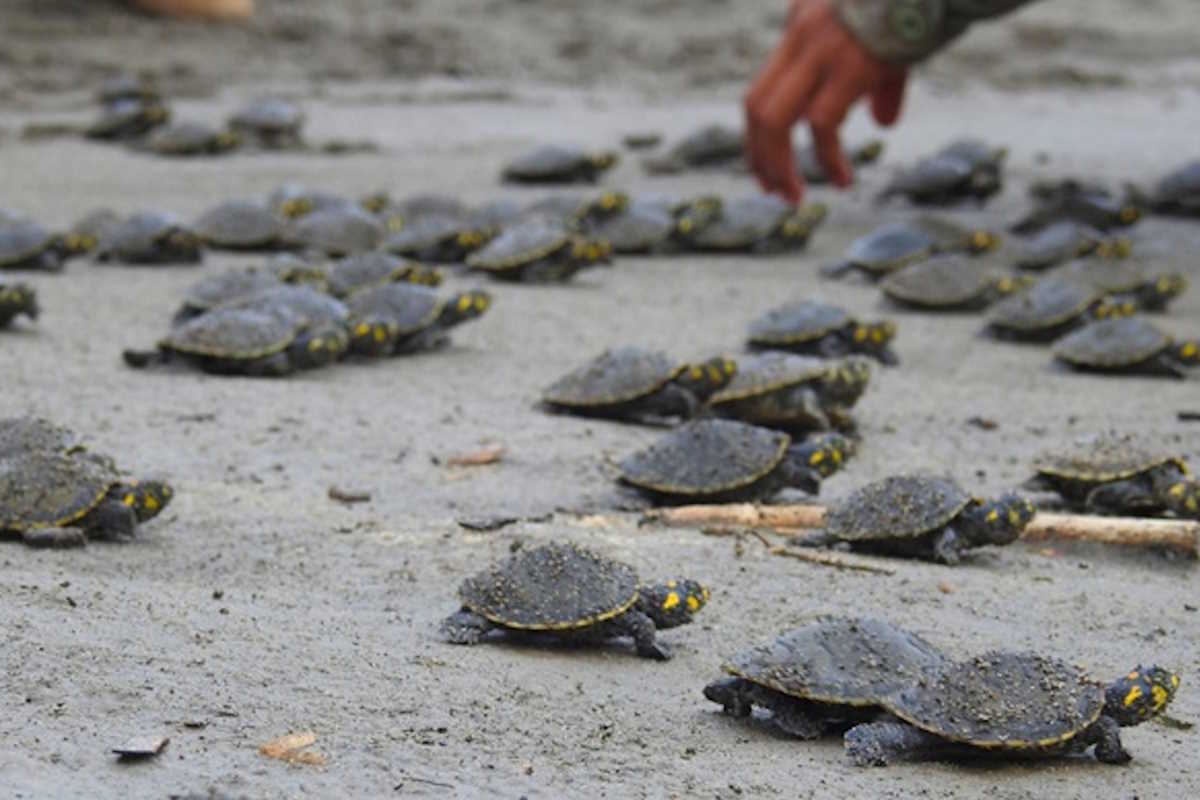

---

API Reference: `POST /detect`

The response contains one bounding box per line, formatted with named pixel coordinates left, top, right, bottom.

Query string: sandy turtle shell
left=502, top=145, right=615, bottom=183
left=326, top=252, right=425, bottom=298
left=0, top=219, right=61, bottom=269
left=642, top=125, right=744, bottom=174
left=881, top=651, right=1104, bottom=751
left=711, top=353, right=830, bottom=404
left=465, top=219, right=571, bottom=272
left=142, top=122, right=238, bottom=157
left=881, top=257, right=1010, bottom=310
left=161, top=308, right=300, bottom=360
left=1033, top=434, right=1186, bottom=486
left=85, top=98, right=169, bottom=140
left=543, top=347, right=685, bottom=409
left=1053, top=317, right=1171, bottom=368
left=618, top=419, right=790, bottom=498
left=457, top=542, right=639, bottom=631
left=97, top=211, right=202, bottom=264
left=1015, top=221, right=1102, bottom=271
left=1142, top=161, right=1200, bottom=212
left=988, top=277, right=1099, bottom=335
left=723, top=616, right=948, bottom=707
left=219, top=285, right=349, bottom=327
left=839, top=222, right=939, bottom=276
left=748, top=301, right=853, bottom=346
left=283, top=206, right=383, bottom=255
left=0, top=282, right=39, bottom=327
left=177, top=268, right=286, bottom=321
left=825, top=475, right=970, bottom=542
left=228, top=97, right=304, bottom=144
left=194, top=200, right=285, bottom=249
left=1059, top=258, right=1181, bottom=299
left=587, top=198, right=676, bottom=253
left=381, top=214, right=491, bottom=262
left=345, top=283, right=443, bottom=335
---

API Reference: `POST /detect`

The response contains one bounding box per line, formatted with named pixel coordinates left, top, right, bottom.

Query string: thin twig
left=768, top=546, right=895, bottom=575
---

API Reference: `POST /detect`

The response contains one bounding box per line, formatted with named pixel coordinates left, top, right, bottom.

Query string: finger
left=761, top=128, right=804, bottom=203
left=870, top=68, right=909, bottom=127
left=808, top=67, right=874, bottom=186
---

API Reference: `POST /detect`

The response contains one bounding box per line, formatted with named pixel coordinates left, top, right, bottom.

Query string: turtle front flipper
left=820, top=260, right=856, bottom=280
left=122, top=347, right=171, bottom=369
left=703, top=678, right=828, bottom=738
left=844, top=721, right=952, bottom=766
left=440, top=609, right=496, bottom=645
left=1082, top=715, right=1131, bottom=764
left=22, top=526, right=88, bottom=548
left=79, top=496, right=138, bottom=540
left=609, top=608, right=670, bottom=660
left=1082, top=477, right=1161, bottom=515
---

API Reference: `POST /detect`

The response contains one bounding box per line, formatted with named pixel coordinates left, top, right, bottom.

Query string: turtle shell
left=1033, top=433, right=1185, bottom=484
left=1060, top=258, right=1158, bottom=295
left=457, top=541, right=638, bottom=630
left=589, top=200, right=674, bottom=252
left=502, top=145, right=607, bottom=181
left=748, top=301, right=852, bottom=345
left=884, top=155, right=973, bottom=199
left=0, top=419, right=119, bottom=530
left=988, top=277, right=1098, bottom=333
left=143, top=122, right=234, bottom=156
left=688, top=195, right=790, bottom=250
left=229, top=98, right=304, bottom=135
left=0, top=219, right=55, bottom=266
left=882, top=651, right=1104, bottom=750
left=543, top=347, right=684, bottom=408
left=881, top=257, right=999, bottom=309
left=220, top=285, right=349, bottom=327
left=179, top=268, right=285, bottom=316
left=724, top=616, right=948, bottom=705
left=660, top=125, right=744, bottom=170
left=618, top=419, right=790, bottom=496
left=194, top=200, right=284, bottom=249
left=162, top=308, right=299, bottom=359
left=710, top=352, right=829, bottom=404
left=326, top=252, right=418, bottom=298
left=844, top=222, right=936, bottom=273
left=283, top=206, right=383, bottom=255
left=0, top=417, right=79, bottom=458
left=345, top=283, right=441, bottom=335
left=1015, top=222, right=1099, bottom=270
left=825, top=475, right=970, bottom=541
left=382, top=214, right=483, bottom=258
left=1152, top=161, right=1200, bottom=207
left=1053, top=316, right=1171, bottom=368
left=465, top=219, right=570, bottom=272
left=100, top=212, right=199, bottom=263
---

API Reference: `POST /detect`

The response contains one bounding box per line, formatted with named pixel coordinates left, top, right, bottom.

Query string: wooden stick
left=767, top=546, right=896, bottom=575
left=644, top=504, right=1199, bottom=557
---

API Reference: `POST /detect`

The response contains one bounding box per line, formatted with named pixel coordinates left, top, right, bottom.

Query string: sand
left=1, top=1, right=1198, bottom=798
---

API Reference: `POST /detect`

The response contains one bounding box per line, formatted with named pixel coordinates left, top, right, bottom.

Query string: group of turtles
left=438, top=541, right=1180, bottom=766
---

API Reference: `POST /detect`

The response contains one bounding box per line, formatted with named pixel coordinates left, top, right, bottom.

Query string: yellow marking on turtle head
left=870, top=328, right=885, bottom=343
left=1171, top=674, right=1181, bottom=690
left=677, top=218, right=693, bottom=234
left=808, top=450, right=825, bottom=466
left=457, top=294, right=472, bottom=313
left=354, top=322, right=370, bottom=336
left=702, top=586, right=711, bottom=601
left=1152, top=684, right=1170, bottom=710
left=852, top=326, right=868, bottom=343
left=1187, top=496, right=1198, bottom=512
left=1127, top=670, right=1141, bottom=681
left=689, top=366, right=703, bottom=380
left=666, top=580, right=677, bottom=588
left=1120, top=207, right=1141, bottom=224
left=1123, top=685, right=1144, bottom=707
left=1181, top=342, right=1198, bottom=359
left=143, top=495, right=160, bottom=512
left=307, top=337, right=325, bottom=352
left=373, top=327, right=387, bottom=343
left=122, top=493, right=136, bottom=507
left=986, top=509, right=999, bottom=523
left=662, top=592, right=680, bottom=611
left=1008, top=509, right=1023, bottom=526
left=706, top=365, right=723, bottom=382
left=1169, top=483, right=1186, bottom=498
left=686, top=595, right=700, bottom=612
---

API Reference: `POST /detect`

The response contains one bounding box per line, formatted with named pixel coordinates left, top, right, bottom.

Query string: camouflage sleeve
left=833, top=0, right=1041, bottom=63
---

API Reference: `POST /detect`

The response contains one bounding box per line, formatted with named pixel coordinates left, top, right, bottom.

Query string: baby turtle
left=173, top=267, right=286, bottom=324
left=381, top=214, right=495, bottom=263
left=845, top=653, right=1179, bottom=766
left=618, top=420, right=853, bottom=504
left=1059, top=259, right=1187, bottom=312
left=0, top=417, right=172, bottom=548
left=193, top=200, right=286, bottom=250
left=796, top=474, right=1035, bottom=564
left=879, top=139, right=1006, bottom=205
left=1015, top=221, right=1108, bottom=271
left=95, top=212, right=203, bottom=265
left=218, top=284, right=351, bottom=330
left=987, top=277, right=1129, bottom=342
left=85, top=98, right=169, bottom=140
left=0, top=218, right=89, bottom=271
left=125, top=307, right=346, bottom=377
left=228, top=97, right=305, bottom=149
left=324, top=252, right=442, bottom=298
left=440, top=541, right=708, bottom=660
left=345, top=284, right=491, bottom=356
left=1013, top=184, right=1141, bottom=233
left=822, top=216, right=998, bottom=280
left=466, top=219, right=610, bottom=282
left=679, top=197, right=827, bottom=254
left=501, top=144, right=618, bottom=184
left=140, top=122, right=240, bottom=157
left=795, top=140, right=885, bottom=185
left=747, top=301, right=898, bottom=365
left=703, top=617, right=948, bottom=738
left=880, top=257, right=1030, bottom=311
left=542, top=348, right=736, bottom=422
left=1053, top=316, right=1200, bottom=378
left=69, top=209, right=122, bottom=252
left=268, top=184, right=352, bottom=219
left=0, top=283, right=38, bottom=328
left=641, top=124, right=744, bottom=174
left=708, top=353, right=871, bottom=433
left=585, top=196, right=681, bottom=254
left=1025, top=434, right=1192, bottom=516
left=1128, top=161, right=1200, bottom=216
left=282, top=206, right=384, bottom=256
left=97, top=74, right=160, bottom=105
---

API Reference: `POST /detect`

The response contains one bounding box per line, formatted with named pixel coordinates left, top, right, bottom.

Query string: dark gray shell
left=162, top=308, right=299, bottom=358
left=825, top=475, right=970, bottom=541
left=0, top=418, right=119, bottom=530
left=458, top=541, right=638, bottom=630
left=180, top=268, right=285, bottom=314
left=283, top=207, right=383, bottom=255
left=844, top=222, right=936, bottom=273
left=543, top=347, right=683, bottom=407
left=465, top=219, right=569, bottom=272
left=882, top=651, right=1104, bottom=749
left=881, top=257, right=998, bottom=308
left=100, top=212, right=198, bottom=262
left=884, top=155, right=973, bottom=198
left=194, top=201, right=284, bottom=249
left=1033, top=433, right=1184, bottom=484
left=1060, top=258, right=1159, bottom=295
left=345, top=283, right=441, bottom=334
left=1053, top=317, right=1171, bottom=367
left=382, top=214, right=470, bottom=255
left=588, top=200, right=674, bottom=252
left=988, top=277, right=1098, bottom=332
left=748, top=301, right=851, bottom=345
left=1015, top=222, right=1099, bottom=270
left=687, top=195, right=792, bottom=250
left=503, top=145, right=595, bottom=180
left=219, top=285, right=349, bottom=327
left=644, top=125, right=744, bottom=173
left=85, top=99, right=167, bottom=139
left=0, top=219, right=55, bottom=265
left=618, top=419, right=789, bottom=495
left=326, top=252, right=416, bottom=298
left=229, top=98, right=304, bottom=134
left=1152, top=161, right=1200, bottom=206
left=711, top=352, right=829, bottom=404
left=142, top=122, right=231, bottom=156
left=724, top=616, right=948, bottom=705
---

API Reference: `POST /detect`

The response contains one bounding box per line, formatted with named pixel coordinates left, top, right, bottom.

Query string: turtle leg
left=702, top=677, right=754, bottom=718
left=1084, top=716, right=1132, bottom=764
left=610, top=609, right=670, bottom=660
left=844, top=721, right=950, bottom=766
left=439, top=609, right=496, bottom=645
left=819, top=261, right=856, bottom=279
left=815, top=336, right=850, bottom=359
left=79, top=498, right=139, bottom=540
left=929, top=526, right=964, bottom=565
left=639, top=384, right=698, bottom=420
left=243, top=352, right=294, bottom=377
left=21, top=527, right=88, bottom=548
left=770, top=698, right=833, bottom=739
left=1083, top=477, right=1158, bottom=515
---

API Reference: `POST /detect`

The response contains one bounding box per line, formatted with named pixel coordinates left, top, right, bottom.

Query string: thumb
left=869, top=68, right=908, bottom=127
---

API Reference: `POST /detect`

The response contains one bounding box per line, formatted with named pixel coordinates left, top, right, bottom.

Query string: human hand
left=745, top=0, right=909, bottom=203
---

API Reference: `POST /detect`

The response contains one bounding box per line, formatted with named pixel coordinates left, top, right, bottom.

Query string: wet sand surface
left=2, top=2, right=1199, bottom=798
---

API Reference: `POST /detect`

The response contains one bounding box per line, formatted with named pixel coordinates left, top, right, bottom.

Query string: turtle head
left=59, top=230, right=99, bottom=256
left=1104, top=666, right=1179, bottom=727
left=588, top=151, right=619, bottom=173
left=674, top=356, right=737, bottom=403
left=400, top=264, right=444, bottom=287
left=165, top=228, right=203, bottom=259
left=440, top=290, right=492, bottom=326
left=778, top=203, right=828, bottom=243
left=1117, top=204, right=1142, bottom=227
left=786, top=432, right=855, bottom=490
left=570, top=237, right=612, bottom=266
left=854, top=139, right=885, bottom=165
left=454, top=228, right=494, bottom=254
left=1165, top=478, right=1200, bottom=518
left=292, top=323, right=349, bottom=369
left=119, top=479, right=173, bottom=523
left=992, top=275, right=1035, bottom=298
left=1095, top=237, right=1133, bottom=259
left=143, top=103, right=170, bottom=126
left=350, top=316, right=399, bottom=357
left=593, top=191, right=629, bottom=214
left=638, top=579, right=709, bottom=629
left=964, top=493, right=1036, bottom=546
left=822, top=356, right=872, bottom=405
left=1147, top=272, right=1188, bottom=307
left=279, top=197, right=314, bottom=219
left=967, top=228, right=1000, bottom=253
left=213, top=130, right=241, bottom=152
left=1091, top=297, right=1138, bottom=321
left=850, top=319, right=898, bottom=364
left=674, top=196, right=722, bottom=238
left=1, top=283, right=39, bottom=318
left=360, top=192, right=390, bottom=214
